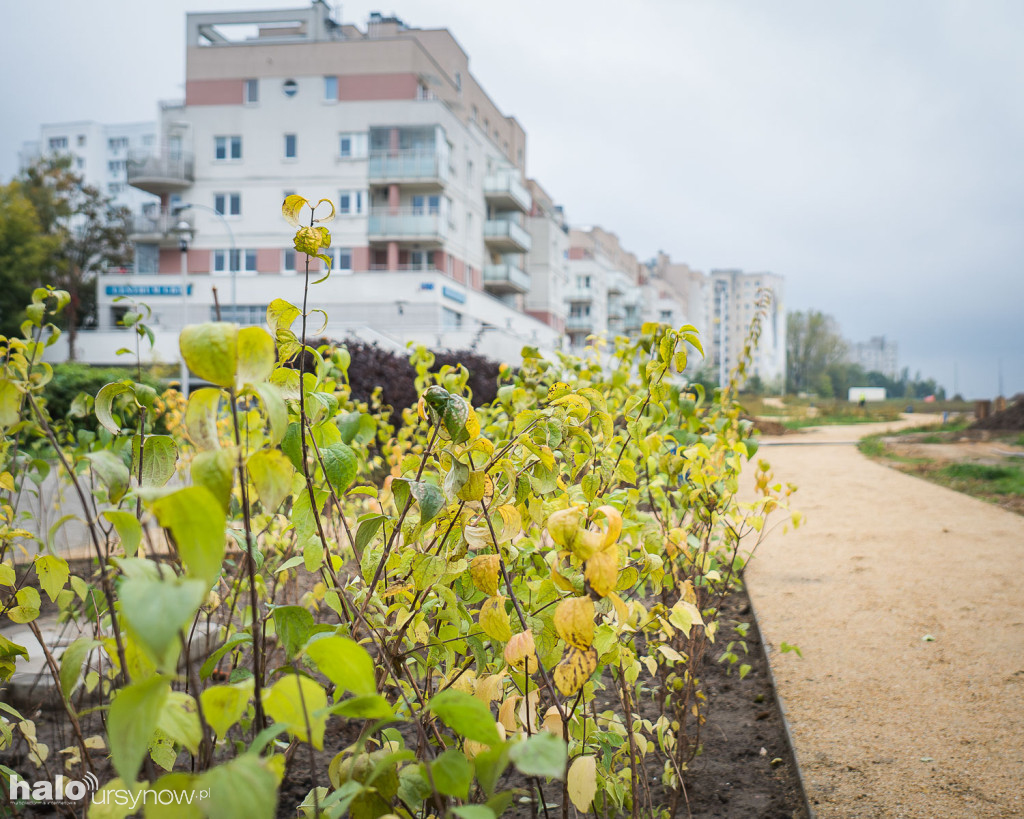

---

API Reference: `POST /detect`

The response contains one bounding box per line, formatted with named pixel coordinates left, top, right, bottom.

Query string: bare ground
left=744, top=416, right=1024, bottom=818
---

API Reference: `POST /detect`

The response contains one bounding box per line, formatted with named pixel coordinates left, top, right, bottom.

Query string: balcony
left=566, top=315, right=593, bottom=331
left=368, top=150, right=446, bottom=185
left=483, top=219, right=531, bottom=253
left=566, top=286, right=594, bottom=303
left=368, top=209, right=446, bottom=243
left=483, top=263, right=530, bottom=295
left=483, top=172, right=532, bottom=213
left=126, top=150, right=194, bottom=194
left=129, top=209, right=194, bottom=243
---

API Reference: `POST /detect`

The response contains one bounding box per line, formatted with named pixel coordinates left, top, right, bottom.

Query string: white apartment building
left=849, top=335, right=898, bottom=378
left=19, top=121, right=159, bottom=216
left=72, top=4, right=564, bottom=366
left=524, top=180, right=570, bottom=333
left=566, top=227, right=683, bottom=350
left=706, top=269, right=786, bottom=387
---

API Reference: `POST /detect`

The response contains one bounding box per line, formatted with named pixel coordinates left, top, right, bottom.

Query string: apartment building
left=19, top=121, right=159, bottom=214
left=706, top=269, right=786, bottom=387
left=78, top=3, right=563, bottom=365
left=848, top=335, right=898, bottom=378
left=524, top=180, right=570, bottom=333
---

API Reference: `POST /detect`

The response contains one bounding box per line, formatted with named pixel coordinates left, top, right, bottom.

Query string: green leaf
left=158, top=691, right=202, bottom=755
left=196, top=754, right=278, bottom=819
left=0, top=634, right=30, bottom=683
left=120, top=575, right=207, bottom=671
left=199, top=632, right=251, bottom=681
left=236, top=326, right=276, bottom=387
left=304, top=635, right=376, bottom=697
left=451, top=806, right=497, bottom=819
left=254, top=382, right=287, bottom=445
left=149, top=487, right=226, bottom=587
left=247, top=449, right=293, bottom=512
left=508, top=731, right=567, bottom=779
left=33, top=554, right=69, bottom=602
left=191, top=449, right=235, bottom=513
left=272, top=606, right=314, bottom=660
left=427, top=690, right=501, bottom=746
left=180, top=322, right=238, bottom=388
left=145, top=772, right=204, bottom=819
left=59, top=636, right=99, bottom=700
left=411, top=553, right=446, bottom=591
left=184, top=387, right=223, bottom=451
left=135, top=435, right=178, bottom=487
left=95, top=381, right=132, bottom=434
left=0, top=380, right=21, bottom=428
left=327, top=694, right=394, bottom=719
left=262, top=674, right=328, bottom=749
left=103, top=510, right=143, bottom=557
left=280, top=422, right=304, bottom=471
left=473, top=743, right=510, bottom=797
left=85, top=450, right=130, bottom=502
left=321, top=443, right=357, bottom=495
left=355, top=515, right=385, bottom=553
left=429, top=749, right=473, bottom=799
left=108, top=674, right=171, bottom=783
left=394, top=479, right=445, bottom=524
left=7, top=586, right=40, bottom=623
left=200, top=679, right=254, bottom=739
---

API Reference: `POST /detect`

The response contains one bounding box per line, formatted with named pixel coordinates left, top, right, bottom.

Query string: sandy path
left=745, top=417, right=1024, bottom=818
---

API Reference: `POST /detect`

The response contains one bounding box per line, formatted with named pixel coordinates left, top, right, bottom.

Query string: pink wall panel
left=185, top=80, right=244, bottom=106
left=337, top=73, right=419, bottom=101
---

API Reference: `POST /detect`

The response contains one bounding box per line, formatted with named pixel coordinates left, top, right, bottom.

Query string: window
left=108, top=182, right=123, bottom=194
left=323, top=76, right=337, bottom=101
left=214, top=249, right=256, bottom=273
left=142, top=134, right=155, bottom=147
left=213, top=193, right=241, bottom=217
left=107, top=137, right=129, bottom=151
left=283, top=249, right=296, bottom=272
left=409, top=250, right=434, bottom=270
left=214, top=136, right=242, bottom=160
left=660, top=310, right=673, bottom=321
left=454, top=71, right=462, bottom=92
left=135, top=243, right=159, bottom=275
left=77, top=134, right=86, bottom=147
left=244, top=79, right=259, bottom=104
left=338, top=132, right=367, bottom=159
left=107, top=160, right=126, bottom=174
left=442, top=307, right=462, bottom=329
left=213, top=304, right=267, bottom=325
left=284, top=134, right=297, bottom=159
left=48, top=136, right=68, bottom=150
left=283, top=79, right=298, bottom=97
left=428, top=195, right=440, bottom=215
left=411, top=195, right=425, bottom=216
left=338, top=190, right=365, bottom=216
left=330, top=247, right=353, bottom=272
left=75, top=157, right=85, bottom=170
left=471, top=105, right=478, bottom=122
left=577, top=275, right=592, bottom=289
left=466, top=160, right=473, bottom=184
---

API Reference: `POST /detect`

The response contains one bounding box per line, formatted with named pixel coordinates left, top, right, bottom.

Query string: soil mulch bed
left=970, top=398, right=1024, bottom=431
left=2, top=561, right=806, bottom=818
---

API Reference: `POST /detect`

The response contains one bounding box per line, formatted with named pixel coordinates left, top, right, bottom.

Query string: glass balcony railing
left=126, top=150, right=194, bottom=193
left=483, top=172, right=532, bottom=213
left=368, top=209, right=447, bottom=241
left=368, top=150, right=446, bottom=183
left=483, top=219, right=532, bottom=253
left=566, top=315, right=593, bottom=331
left=482, top=263, right=530, bottom=294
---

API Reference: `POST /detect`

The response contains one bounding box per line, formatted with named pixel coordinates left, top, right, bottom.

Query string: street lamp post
left=173, top=219, right=194, bottom=397
left=172, top=202, right=238, bottom=314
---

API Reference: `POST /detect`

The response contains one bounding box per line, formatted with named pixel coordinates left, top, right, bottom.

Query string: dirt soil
left=744, top=416, right=1024, bottom=818
left=971, top=399, right=1024, bottom=431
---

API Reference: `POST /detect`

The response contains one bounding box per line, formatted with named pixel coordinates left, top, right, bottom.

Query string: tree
left=18, top=156, right=132, bottom=357
left=0, top=181, right=58, bottom=337
left=786, top=310, right=848, bottom=395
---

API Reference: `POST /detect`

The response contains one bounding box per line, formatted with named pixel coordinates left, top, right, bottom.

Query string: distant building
left=848, top=336, right=898, bottom=378
left=706, top=269, right=785, bottom=387
left=74, top=3, right=563, bottom=366
left=19, top=121, right=159, bottom=215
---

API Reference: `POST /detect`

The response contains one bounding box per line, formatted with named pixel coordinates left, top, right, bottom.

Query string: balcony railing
left=483, top=219, right=532, bottom=253
left=483, top=172, right=532, bottom=213
left=126, top=150, right=194, bottom=193
left=482, top=263, right=530, bottom=294
left=368, top=265, right=446, bottom=274
left=368, top=149, right=446, bottom=183
left=566, top=315, right=593, bottom=331
left=368, top=209, right=447, bottom=242
left=566, top=286, right=594, bottom=302
left=130, top=209, right=194, bottom=237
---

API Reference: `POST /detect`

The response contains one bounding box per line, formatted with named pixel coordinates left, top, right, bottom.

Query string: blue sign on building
left=105, top=285, right=193, bottom=297
left=442, top=286, right=466, bottom=304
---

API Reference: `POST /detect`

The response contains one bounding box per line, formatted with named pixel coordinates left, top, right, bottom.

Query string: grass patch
left=935, top=462, right=1024, bottom=495
left=783, top=411, right=901, bottom=429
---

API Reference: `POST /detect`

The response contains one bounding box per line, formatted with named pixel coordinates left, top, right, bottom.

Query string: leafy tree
left=18, top=155, right=132, bottom=357
left=786, top=310, right=848, bottom=395
left=0, top=181, right=57, bottom=336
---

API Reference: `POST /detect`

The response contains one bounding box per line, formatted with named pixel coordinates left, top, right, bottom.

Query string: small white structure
left=848, top=387, right=887, bottom=403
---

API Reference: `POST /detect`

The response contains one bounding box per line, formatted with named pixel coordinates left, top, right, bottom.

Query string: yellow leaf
left=541, top=706, right=563, bottom=737
left=281, top=194, right=308, bottom=226
left=546, top=507, right=585, bottom=552
left=475, top=672, right=505, bottom=704
left=553, top=596, right=595, bottom=650
left=312, top=198, right=336, bottom=224
left=497, top=695, right=519, bottom=733
left=553, top=647, right=598, bottom=696
left=517, top=688, right=540, bottom=733
left=585, top=542, right=618, bottom=598
left=496, top=504, right=522, bottom=541
left=592, top=505, right=622, bottom=548
left=458, top=471, right=487, bottom=502
left=479, top=595, right=513, bottom=642
left=503, top=630, right=538, bottom=674
left=470, top=555, right=500, bottom=596
left=607, top=591, right=631, bottom=626
left=567, top=755, right=597, bottom=812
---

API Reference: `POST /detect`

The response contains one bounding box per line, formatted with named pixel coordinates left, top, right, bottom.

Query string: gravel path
left=745, top=416, right=1024, bottom=818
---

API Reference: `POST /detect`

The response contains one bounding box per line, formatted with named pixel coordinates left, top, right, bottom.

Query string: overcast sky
left=2, top=0, right=1022, bottom=398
